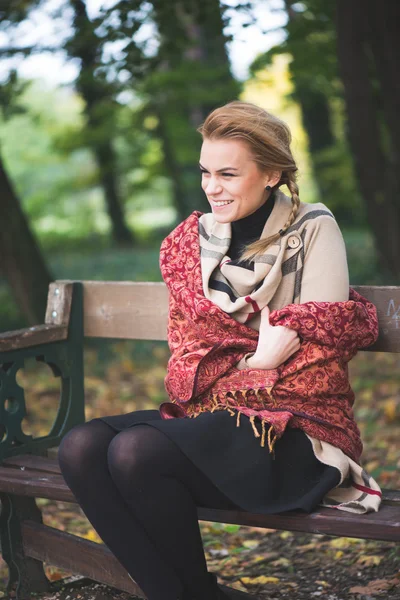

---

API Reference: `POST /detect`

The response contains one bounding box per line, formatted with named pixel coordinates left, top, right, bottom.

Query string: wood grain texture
left=22, top=520, right=145, bottom=598
left=197, top=503, right=400, bottom=542
left=0, top=456, right=398, bottom=540
left=2, top=454, right=62, bottom=474
left=352, top=285, right=400, bottom=352
left=0, top=465, right=74, bottom=502
left=0, top=324, right=67, bottom=352
left=7, top=454, right=400, bottom=505
left=45, top=282, right=74, bottom=327
left=71, top=281, right=399, bottom=351
left=76, top=280, right=169, bottom=341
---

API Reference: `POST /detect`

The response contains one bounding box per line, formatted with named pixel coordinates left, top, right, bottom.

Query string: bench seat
left=2, top=454, right=399, bottom=543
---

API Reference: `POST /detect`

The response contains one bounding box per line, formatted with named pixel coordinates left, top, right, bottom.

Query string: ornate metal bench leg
left=0, top=493, right=52, bottom=599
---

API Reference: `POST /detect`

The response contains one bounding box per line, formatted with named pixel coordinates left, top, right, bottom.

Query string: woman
left=58, top=101, right=381, bottom=600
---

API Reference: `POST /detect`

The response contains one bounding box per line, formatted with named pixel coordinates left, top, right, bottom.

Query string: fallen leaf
left=330, top=537, right=361, bottom=549
left=349, top=577, right=399, bottom=595
left=271, top=557, right=291, bottom=568
left=242, top=539, right=259, bottom=549
left=384, top=398, right=398, bottom=422
left=315, top=580, right=330, bottom=587
left=297, top=543, right=318, bottom=552
left=241, top=575, right=280, bottom=585
left=357, top=555, right=383, bottom=567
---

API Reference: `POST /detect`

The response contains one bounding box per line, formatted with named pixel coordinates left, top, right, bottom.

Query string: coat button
left=287, top=235, right=300, bottom=249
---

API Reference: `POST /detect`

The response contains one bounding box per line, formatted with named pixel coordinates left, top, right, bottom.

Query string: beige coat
left=235, top=190, right=349, bottom=369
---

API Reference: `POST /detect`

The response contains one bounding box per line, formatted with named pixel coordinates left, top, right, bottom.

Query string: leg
left=57, top=419, right=185, bottom=600
left=106, top=425, right=238, bottom=599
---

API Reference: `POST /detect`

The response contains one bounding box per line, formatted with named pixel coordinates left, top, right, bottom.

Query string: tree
left=0, top=152, right=52, bottom=324
left=336, top=0, right=400, bottom=279
left=251, top=0, right=363, bottom=226
left=105, top=0, right=241, bottom=218
left=66, top=0, right=134, bottom=245
left=1, top=0, right=134, bottom=246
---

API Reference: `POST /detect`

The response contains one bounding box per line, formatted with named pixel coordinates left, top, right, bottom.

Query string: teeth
left=214, top=201, right=233, bottom=206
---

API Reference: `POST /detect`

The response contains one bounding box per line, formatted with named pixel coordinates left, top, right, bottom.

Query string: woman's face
left=199, top=138, right=280, bottom=222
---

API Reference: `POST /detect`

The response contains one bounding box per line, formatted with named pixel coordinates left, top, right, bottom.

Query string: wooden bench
left=0, top=280, right=399, bottom=599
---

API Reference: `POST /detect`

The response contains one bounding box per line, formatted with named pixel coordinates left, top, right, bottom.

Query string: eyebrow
left=199, top=163, right=239, bottom=172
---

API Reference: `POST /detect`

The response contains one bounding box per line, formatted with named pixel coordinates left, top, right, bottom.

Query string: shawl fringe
left=160, top=387, right=289, bottom=454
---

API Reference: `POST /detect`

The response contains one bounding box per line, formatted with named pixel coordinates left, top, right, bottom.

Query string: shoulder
left=294, top=202, right=346, bottom=256
left=295, top=200, right=335, bottom=225
left=294, top=201, right=343, bottom=237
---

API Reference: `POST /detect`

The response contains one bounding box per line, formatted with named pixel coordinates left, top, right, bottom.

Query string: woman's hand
left=247, top=305, right=301, bottom=369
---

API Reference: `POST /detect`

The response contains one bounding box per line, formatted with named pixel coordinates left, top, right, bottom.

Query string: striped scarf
left=198, top=189, right=334, bottom=328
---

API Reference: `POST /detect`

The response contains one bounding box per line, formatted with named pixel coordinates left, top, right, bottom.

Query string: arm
left=235, top=215, right=349, bottom=369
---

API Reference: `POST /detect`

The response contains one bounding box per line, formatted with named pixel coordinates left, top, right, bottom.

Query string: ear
left=265, top=171, right=282, bottom=188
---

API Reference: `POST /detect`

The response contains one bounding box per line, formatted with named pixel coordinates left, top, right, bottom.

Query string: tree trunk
left=94, top=142, right=133, bottom=245
left=0, top=154, right=52, bottom=325
left=153, top=105, right=187, bottom=222
left=366, top=0, right=400, bottom=171
left=284, top=0, right=335, bottom=200
left=69, top=0, right=133, bottom=246
left=336, top=0, right=400, bottom=280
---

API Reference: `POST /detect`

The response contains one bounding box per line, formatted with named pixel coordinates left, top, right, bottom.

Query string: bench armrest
left=0, top=324, right=68, bottom=353
left=0, top=283, right=84, bottom=462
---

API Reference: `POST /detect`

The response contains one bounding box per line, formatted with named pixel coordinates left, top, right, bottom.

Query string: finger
left=260, top=304, right=270, bottom=324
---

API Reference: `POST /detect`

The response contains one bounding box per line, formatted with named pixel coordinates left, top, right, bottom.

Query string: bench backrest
left=45, top=281, right=400, bottom=353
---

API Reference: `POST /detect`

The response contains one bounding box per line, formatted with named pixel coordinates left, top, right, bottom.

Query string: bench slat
left=0, top=466, right=74, bottom=502
left=43, top=281, right=400, bottom=351
left=47, top=280, right=169, bottom=342
left=2, top=454, right=63, bottom=474
left=22, top=520, right=144, bottom=597
left=198, top=504, right=400, bottom=543
left=353, top=285, right=400, bottom=352
left=3, top=455, right=399, bottom=505
left=0, top=458, right=399, bottom=543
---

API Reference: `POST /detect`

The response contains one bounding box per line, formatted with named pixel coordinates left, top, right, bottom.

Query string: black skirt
left=94, top=408, right=341, bottom=514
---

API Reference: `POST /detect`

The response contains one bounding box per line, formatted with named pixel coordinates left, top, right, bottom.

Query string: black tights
left=57, top=416, right=238, bottom=600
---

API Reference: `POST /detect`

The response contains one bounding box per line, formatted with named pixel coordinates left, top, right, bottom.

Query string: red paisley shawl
left=158, top=212, right=379, bottom=463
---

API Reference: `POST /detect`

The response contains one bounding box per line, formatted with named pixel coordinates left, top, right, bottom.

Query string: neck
left=232, top=193, right=275, bottom=238
left=228, top=193, right=275, bottom=262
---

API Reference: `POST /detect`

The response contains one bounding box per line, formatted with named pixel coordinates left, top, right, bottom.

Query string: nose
left=204, top=176, right=223, bottom=195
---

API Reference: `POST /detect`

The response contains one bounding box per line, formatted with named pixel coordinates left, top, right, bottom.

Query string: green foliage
left=250, top=0, right=361, bottom=227
left=312, top=141, right=366, bottom=227
left=0, top=0, right=42, bottom=26
left=0, top=80, right=175, bottom=250
left=0, top=70, right=28, bottom=119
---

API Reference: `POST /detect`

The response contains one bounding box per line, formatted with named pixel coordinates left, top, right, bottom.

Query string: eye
left=222, top=173, right=235, bottom=177
left=200, top=169, right=209, bottom=175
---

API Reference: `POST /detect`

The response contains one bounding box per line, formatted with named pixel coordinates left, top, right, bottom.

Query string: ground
left=5, top=524, right=400, bottom=599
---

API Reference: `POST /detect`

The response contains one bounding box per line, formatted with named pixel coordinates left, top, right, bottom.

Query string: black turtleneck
left=228, top=193, right=275, bottom=263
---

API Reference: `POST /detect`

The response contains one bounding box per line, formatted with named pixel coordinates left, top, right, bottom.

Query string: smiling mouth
left=211, top=200, right=234, bottom=206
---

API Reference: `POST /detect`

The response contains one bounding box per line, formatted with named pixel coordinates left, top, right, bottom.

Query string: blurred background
left=0, top=2, right=400, bottom=591
left=1, top=0, right=399, bottom=331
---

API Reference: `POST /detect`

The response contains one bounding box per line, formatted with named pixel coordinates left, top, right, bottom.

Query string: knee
left=107, top=428, right=154, bottom=483
left=58, top=421, right=108, bottom=477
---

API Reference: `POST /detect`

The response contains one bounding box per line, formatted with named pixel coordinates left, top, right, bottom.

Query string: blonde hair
left=197, top=101, right=300, bottom=262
